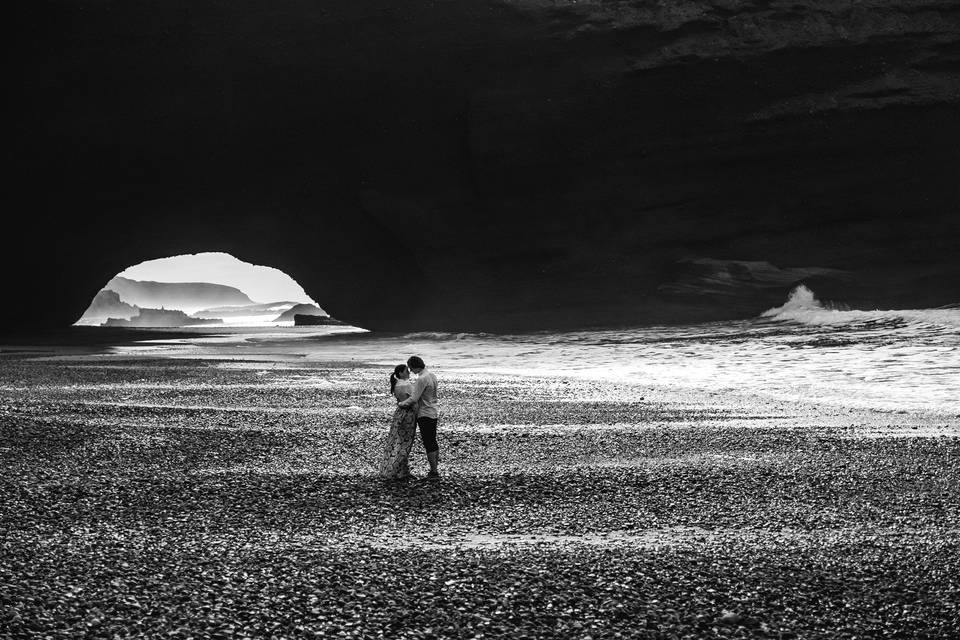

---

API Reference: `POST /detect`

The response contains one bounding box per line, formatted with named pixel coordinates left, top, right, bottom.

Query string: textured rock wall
left=7, top=1, right=959, bottom=331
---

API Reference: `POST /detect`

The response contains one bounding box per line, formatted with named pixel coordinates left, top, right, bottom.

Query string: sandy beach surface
left=2, top=347, right=959, bottom=638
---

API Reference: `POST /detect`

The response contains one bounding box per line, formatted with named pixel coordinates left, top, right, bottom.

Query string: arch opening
left=75, top=252, right=351, bottom=329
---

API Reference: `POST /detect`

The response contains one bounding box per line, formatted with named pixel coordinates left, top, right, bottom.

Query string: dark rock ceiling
left=7, top=1, right=960, bottom=332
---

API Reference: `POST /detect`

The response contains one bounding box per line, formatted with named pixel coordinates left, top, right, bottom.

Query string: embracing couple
left=379, top=355, right=440, bottom=481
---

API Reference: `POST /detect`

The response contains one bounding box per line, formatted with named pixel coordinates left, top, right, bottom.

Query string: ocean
left=104, top=286, right=959, bottom=417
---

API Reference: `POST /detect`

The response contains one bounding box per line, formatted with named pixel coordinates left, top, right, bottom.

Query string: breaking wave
left=762, top=284, right=830, bottom=316
left=762, top=285, right=960, bottom=330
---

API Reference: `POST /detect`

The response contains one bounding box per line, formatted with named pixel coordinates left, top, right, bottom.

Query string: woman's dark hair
left=389, top=364, right=407, bottom=394
left=407, top=355, right=426, bottom=370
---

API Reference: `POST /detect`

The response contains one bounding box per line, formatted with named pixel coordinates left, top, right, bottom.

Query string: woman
left=379, top=364, right=418, bottom=480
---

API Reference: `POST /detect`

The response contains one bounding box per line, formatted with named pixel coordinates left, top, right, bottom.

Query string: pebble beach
left=2, top=347, right=959, bottom=638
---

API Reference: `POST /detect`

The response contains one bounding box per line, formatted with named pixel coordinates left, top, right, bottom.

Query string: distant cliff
left=191, top=301, right=301, bottom=319
left=105, top=277, right=253, bottom=313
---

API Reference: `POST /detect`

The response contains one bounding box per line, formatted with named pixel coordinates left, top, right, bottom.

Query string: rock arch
left=7, top=1, right=959, bottom=333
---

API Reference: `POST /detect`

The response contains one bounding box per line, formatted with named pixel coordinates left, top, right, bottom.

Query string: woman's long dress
left=380, top=381, right=418, bottom=479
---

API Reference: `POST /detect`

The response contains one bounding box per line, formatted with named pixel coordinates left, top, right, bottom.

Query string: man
left=397, top=355, right=440, bottom=479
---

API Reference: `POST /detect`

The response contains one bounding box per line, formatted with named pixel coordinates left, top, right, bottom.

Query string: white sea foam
left=110, top=289, right=960, bottom=416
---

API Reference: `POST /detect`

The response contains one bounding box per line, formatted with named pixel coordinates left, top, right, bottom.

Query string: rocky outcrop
left=273, top=304, right=328, bottom=323
left=76, top=289, right=139, bottom=325
left=293, top=314, right=346, bottom=326
left=103, top=308, right=223, bottom=328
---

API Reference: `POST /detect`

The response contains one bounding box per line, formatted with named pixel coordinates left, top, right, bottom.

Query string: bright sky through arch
left=118, top=252, right=316, bottom=305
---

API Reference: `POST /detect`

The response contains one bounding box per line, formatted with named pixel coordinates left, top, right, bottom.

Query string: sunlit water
left=110, top=287, right=960, bottom=416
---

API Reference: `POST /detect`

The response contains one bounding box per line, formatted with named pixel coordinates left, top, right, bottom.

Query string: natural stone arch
left=6, top=0, right=960, bottom=333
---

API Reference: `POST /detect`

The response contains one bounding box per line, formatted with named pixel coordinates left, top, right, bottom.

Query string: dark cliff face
left=7, top=1, right=960, bottom=332
left=77, top=289, right=138, bottom=324
left=274, top=304, right=329, bottom=323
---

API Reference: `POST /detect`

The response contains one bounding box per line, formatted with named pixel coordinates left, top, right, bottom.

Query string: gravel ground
left=1, top=356, right=959, bottom=638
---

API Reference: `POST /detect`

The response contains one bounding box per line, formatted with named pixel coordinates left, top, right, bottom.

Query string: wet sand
left=2, top=353, right=959, bottom=638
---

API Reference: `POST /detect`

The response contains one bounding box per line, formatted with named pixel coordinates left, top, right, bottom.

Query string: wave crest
left=761, top=284, right=825, bottom=317
left=762, top=285, right=960, bottom=329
